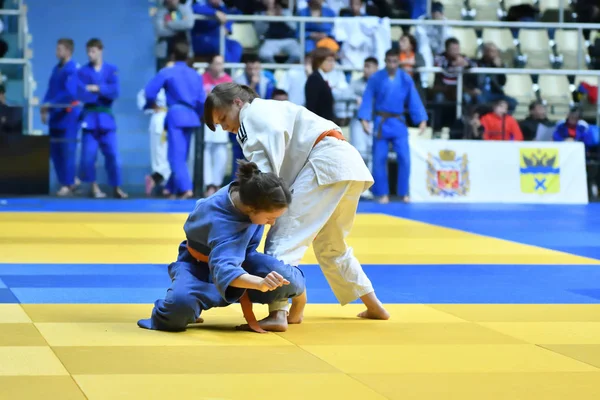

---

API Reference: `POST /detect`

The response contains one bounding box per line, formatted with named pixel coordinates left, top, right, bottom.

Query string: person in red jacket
left=480, top=99, right=524, bottom=141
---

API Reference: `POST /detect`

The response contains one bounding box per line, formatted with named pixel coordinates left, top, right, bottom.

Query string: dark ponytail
left=236, top=160, right=292, bottom=212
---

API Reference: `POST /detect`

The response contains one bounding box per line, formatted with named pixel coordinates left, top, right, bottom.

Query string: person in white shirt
left=204, top=82, right=390, bottom=332
left=414, top=1, right=453, bottom=88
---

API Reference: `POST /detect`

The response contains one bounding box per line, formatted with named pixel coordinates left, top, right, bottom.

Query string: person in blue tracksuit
left=137, top=161, right=305, bottom=333
left=77, top=38, right=127, bottom=199
left=41, top=38, right=81, bottom=197
left=553, top=108, right=595, bottom=146
left=145, top=41, right=205, bottom=199
left=191, top=0, right=243, bottom=62
left=358, top=48, right=428, bottom=204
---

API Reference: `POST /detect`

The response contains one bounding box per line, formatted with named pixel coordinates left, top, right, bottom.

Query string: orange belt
left=186, top=244, right=267, bottom=334
left=313, top=129, right=346, bottom=148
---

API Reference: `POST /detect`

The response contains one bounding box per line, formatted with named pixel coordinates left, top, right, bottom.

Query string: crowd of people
left=39, top=0, right=600, bottom=201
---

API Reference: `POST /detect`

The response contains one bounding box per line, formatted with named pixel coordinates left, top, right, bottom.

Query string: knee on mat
left=155, top=293, right=198, bottom=330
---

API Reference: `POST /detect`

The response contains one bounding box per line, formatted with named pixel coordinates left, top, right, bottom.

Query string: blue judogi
left=358, top=68, right=428, bottom=197
left=229, top=132, right=245, bottom=181
left=145, top=61, right=205, bottom=195
left=76, top=62, right=122, bottom=187
left=191, top=3, right=243, bottom=62
left=138, top=184, right=305, bottom=332
left=43, top=59, right=81, bottom=187
left=296, top=6, right=336, bottom=53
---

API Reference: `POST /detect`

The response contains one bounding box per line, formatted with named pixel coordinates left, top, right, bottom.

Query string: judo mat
left=1, top=199, right=600, bottom=400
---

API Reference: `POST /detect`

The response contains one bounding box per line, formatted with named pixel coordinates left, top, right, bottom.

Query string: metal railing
left=0, top=3, right=32, bottom=134
left=191, top=13, right=600, bottom=69
left=189, top=12, right=600, bottom=125
left=191, top=61, right=600, bottom=126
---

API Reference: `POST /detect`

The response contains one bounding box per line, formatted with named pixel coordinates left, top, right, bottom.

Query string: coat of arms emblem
left=426, top=150, right=470, bottom=196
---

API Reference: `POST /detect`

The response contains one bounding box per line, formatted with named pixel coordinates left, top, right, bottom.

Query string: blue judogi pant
left=166, top=126, right=194, bottom=194
left=139, top=245, right=305, bottom=332
left=49, top=126, right=78, bottom=187
left=79, top=129, right=122, bottom=187
left=230, top=135, right=244, bottom=182
left=371, top=119, right=411, bottom=197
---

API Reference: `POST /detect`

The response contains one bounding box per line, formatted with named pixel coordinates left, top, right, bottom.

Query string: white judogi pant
left=349, top=117, right=372, bottom=169
left=265, top=139, right=374, bottom=312
left=149, top=111, right=171, bottom=181
left=203, top=124, right=230, bottom=188
left=203, top=142, right=228, bottom=187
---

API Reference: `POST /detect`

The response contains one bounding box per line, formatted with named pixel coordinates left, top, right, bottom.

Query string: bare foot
left=358, top=291, right=390, bottom=320
left=377, top=195, right=390, bottom=204
left=236, top=310, right=288, bottom=332
left=195, top=317, right=204, bottom=323
left=357, top=306, right=391, bottom=320
left=288, top=291, right=306, bottom=324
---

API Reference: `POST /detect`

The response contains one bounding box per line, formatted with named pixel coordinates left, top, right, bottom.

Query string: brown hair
left=86, top=38, right=103, bottom=50
left=57, top=38, right=74, bottom=53
left=204, top=82, right=259, bottom=131
left=236, top=160, right=292, bottom=212
left=310, top=47, right=334, bottom=72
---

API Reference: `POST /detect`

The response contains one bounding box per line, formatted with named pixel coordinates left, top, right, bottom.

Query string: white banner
left=409, top=140, right=589, bottom=204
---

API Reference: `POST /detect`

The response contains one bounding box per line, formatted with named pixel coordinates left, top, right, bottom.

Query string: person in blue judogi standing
left=76, top=38, right=128, bottom=199
left=41, top=38, right=81, bottom=197
left=137, top=161, right=305, bottom=333
left=145, top=41, right=205, bottom=199
left=358, top=48, right=428, bottom=204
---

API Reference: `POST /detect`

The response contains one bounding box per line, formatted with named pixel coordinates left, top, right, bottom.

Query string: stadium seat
left=482, top=28, right=513, bottom=51
left=519, top=29, right=551, bottom=68
left=230, top=23, right=259, bottom=49
left=452, top=28, right=479, bottom=58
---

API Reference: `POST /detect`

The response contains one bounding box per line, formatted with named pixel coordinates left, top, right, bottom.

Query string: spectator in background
left=0, top=19, right=8, bottom=58
left=480, top=99, right=523, bottom=141
left=432, top=37, right=478, bottom=131
left=297, top=0, right=353, bottom=15
left=202, top=54, right=232, bottom=197
left=553, top=108, right=594, bottom=145
left=449, top=104, right=491, bottom=140
left=154, top=0, right=194, bottom=70
left=76, top=39, right=128, bottom=199
left=349, top=56, right=379, bottom=200
left=358, top=48, right=428, bottom=204
left=519, top=101, right=554, bottom=141
left=314, top=40, right=356, bottom=126
left=297, top=0, right=336, bottom=54
left=234, top=55, right=275, bottom=99
left=191, top=0, right=243, bottom=62
left=572, top=0, right=600, bottom=65
left=398, top=33, right=425, bottom=100
left=272, top=89, right=289, bottom=100
left=255, top=0, right=302, bottom=64
left=137, top=81, right=171, bottom=197
left=276, top=53, right=312, bottom=105
left=415, top=1, right=452, bottom=88
left=144, top=41, right=205, bottom=199
left=476, top=43, right=517, bottom=113
left=41, top=38, right=81, bottom=197
left=305, top=47, right=336, bottom=121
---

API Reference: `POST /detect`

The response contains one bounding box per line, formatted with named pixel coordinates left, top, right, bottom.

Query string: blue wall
left=27, top=0, right=157, bottom=194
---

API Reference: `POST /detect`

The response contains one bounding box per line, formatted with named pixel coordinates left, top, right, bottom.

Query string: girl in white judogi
left=204, top=82, right=390, bottom=332
left=137, top=87, right=171, bottom=196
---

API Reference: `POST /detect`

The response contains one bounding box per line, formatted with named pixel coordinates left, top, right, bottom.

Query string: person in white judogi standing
left=204, top=82, right=390, bottom=332
left=137, top=86, right=171, bottom=196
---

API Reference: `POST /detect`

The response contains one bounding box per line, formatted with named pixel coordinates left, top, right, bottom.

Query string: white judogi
left=203, top=124, right=229, bottom=188
left=137, top=88, right=171, bottom=181
left=236, top=99, right=374, bottom=310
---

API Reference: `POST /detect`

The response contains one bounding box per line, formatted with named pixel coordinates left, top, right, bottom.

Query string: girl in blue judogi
left=138, top=161, right=305, bottom=333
